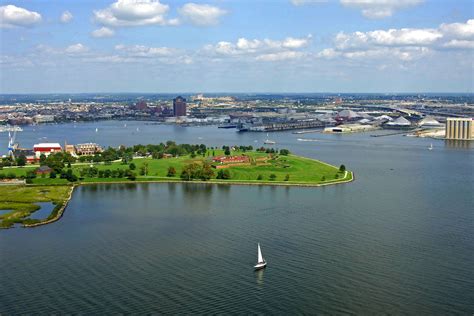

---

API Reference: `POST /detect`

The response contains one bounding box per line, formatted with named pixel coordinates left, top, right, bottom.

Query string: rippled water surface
left=0, top=122, right=473, bottom=314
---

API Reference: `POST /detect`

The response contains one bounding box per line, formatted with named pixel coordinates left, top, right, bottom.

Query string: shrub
left=269, top=174, right=277, bottom=181
left=217, top=169, right=231, bottom=180
left=167, top=166, right=176, bottom=177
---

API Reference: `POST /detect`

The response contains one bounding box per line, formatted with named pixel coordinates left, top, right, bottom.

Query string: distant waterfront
left=0, top=120, right=473, bottom=313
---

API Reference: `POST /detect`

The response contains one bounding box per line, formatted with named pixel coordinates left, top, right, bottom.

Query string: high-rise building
left=445, top=118, right=473, bottom=140
left=173, top=96, right=187, bottom=117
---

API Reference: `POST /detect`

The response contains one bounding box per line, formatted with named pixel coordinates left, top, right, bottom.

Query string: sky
left=0, top=0, right=473, bottom=93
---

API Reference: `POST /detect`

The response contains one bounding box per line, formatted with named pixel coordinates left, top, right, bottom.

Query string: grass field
left=0, top=185, right=72, bottom=228
left=1, top=150, right=351, bottom=185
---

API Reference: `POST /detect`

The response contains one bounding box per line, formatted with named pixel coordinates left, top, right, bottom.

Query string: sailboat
left=429, top=143, right=433, bottom=150
left=264, top=133, right=276, bottom=145
left=254, top=243, right=267, bottom=270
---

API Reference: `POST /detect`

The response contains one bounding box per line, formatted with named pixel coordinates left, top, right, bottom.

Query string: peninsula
left=0, top=142, right=353, bottom=228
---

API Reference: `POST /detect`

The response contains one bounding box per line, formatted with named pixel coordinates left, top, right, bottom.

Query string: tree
left=269, top=174, right=277, bottom=181
left=217, top=169, right=231, bottom=179
left=280, top=149, right=290, bottom=156
left=339, top=164, right=346, bottom=172
left=180, top=163, right=200, bottom=181
left=257, top=174, right=263, bottom=180
left=126, top=169, right=136, bottom=181
left=50, top=171, right=57, bottom=179
left=199, top=163, right=214, bottom=181
left=45, top=153, right=65, bottom=173
left=284, top=174, right=290, bottom=181
left=139, top=162, right=149, bottom=176
left=321, top=176, right=326, bottom=181
left=25, top=170, right=36, bottom=180
left=16, top=154, right=27, bottom=167
left=167, top=166, right=176, bottom=177
left=39, top=154, right=46, bottom=165
left=224, top=148, right=231, bottom=156
left=129, top=162, right=136, bottom=170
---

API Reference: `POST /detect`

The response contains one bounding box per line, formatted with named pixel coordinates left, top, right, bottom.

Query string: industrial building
left=445, top=118, right=473, bottom=140
left=33, top=143, right=62, bottom=159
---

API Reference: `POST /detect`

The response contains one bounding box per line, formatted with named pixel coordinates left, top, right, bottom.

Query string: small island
left=0, top=142, right=353, bottom=228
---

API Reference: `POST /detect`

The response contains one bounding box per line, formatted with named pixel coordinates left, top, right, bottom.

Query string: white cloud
left=340, top=0, right=423, bottom=19
left=205, top=35, right=312, bottom=57
left=334, top=28, right=442, bottom=50
left=290, top=0, right=328, bottom=5
left=439, top=19, right=474, bottom=40
left=60, top=10, right=73, bottom=23
left=317, top=19, right=474, bottom=63
left=0, top=5, right=42, bottom=28
left=91, top=27, right=115, bottom=38
left=94, top=0, right=173, bottom=27
left=65, top=43, right=90, bottom=54
left=115, top=44, right=175, bottom=57
left=443, top=40, right=474, bottom=50
left=256, top=51, right=305, bottom=61
left=178, top=3, right=227, bottom=26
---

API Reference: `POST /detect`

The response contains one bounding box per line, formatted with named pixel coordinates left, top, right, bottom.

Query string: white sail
left=257, top=243, right=263, bottom=263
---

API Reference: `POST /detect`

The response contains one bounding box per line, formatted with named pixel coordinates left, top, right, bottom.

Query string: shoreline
left=18, top=171, right=354, bottom=229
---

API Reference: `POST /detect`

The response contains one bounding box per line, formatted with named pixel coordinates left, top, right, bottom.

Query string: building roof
left=33, top=143, right=62, bottom=148
left=36, top=165, right=52, bottom=172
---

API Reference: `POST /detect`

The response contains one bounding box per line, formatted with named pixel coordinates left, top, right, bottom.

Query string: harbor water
left=0, top=121, right=473, bottom=314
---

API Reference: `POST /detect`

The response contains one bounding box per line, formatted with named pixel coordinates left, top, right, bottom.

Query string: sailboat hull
left=254, top=262, right=267, bottom=270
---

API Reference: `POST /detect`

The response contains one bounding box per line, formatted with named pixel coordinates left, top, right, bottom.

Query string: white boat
left=264, top=133, right=276, bottom=145
left=95, top=128, right=99, bottom=133
left=254, top=243, right=267, bottom=270
left=429, top=143, right=433, bottom=150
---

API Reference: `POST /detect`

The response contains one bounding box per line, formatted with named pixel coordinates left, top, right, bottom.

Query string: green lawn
left=0, top=185, right=72, bottom=228
left=1, top=150, right=351, bottom=186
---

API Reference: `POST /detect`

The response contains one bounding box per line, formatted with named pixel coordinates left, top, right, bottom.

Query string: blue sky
left=0, top=0, right=473, bottom=93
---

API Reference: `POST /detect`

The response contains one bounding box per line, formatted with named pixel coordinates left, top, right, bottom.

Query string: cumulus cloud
left=290, top=0, right=328, bottom=5
left=0, top=5, right=42, bottom=28
left=178, top=3, right=227, bottom=26
left=60, top=10, right=73, bottom=23
left=93, top=0, right=173, bottom=27
left=115, top=44, right=175, bottom=57
left=256, top=51, right=305, bottom=61
left=64, top=43, right=90, bottom=54
left=439, top=19, right=474, bottom=39
left=340, top=0, right=423, bottom=19
left=91, top=27, right=115, bottom=38
left=442, top=40, right=474, bottom=50
left=334, top=28, right=442, bottom=50
left=204, top=35, right=312, bottom=58
left=317, top=19, right=474, bottom=62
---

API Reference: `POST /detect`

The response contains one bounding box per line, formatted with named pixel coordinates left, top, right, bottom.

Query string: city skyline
left=1, top=0, right=473, bottom=93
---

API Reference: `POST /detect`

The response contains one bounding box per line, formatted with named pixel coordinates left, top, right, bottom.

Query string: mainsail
left=257, top=243, right=263, bottom=263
